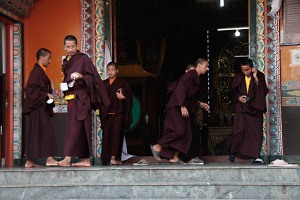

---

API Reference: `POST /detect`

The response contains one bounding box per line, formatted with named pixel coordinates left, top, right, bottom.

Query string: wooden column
left=5, top=24, right=14, bottom=167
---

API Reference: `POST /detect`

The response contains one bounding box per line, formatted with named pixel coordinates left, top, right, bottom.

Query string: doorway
left=115, top=0, right=249, bottom=159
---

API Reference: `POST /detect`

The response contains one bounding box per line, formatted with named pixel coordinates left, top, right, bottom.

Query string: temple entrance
left=115, top=0, right=249, bottom=160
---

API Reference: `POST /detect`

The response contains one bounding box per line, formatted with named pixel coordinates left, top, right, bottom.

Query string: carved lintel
left=0, top=0, right=35, bottom=18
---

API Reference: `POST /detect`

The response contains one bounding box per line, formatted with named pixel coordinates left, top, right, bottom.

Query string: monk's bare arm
left=199, top=102, right=210, bottom=111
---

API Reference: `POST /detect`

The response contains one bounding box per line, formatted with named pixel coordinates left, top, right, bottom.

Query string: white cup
left=47, top=98, right=54, bottom=104
left=60, top=82, right=68, bottom=91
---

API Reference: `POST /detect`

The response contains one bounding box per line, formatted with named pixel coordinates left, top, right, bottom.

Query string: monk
left=227, top=58, right=269, bottom=164
left=58, top=35, right=110, bottom=167
left=151, top=58, right=210, bottom=163
left=101, top=62, right=132, bottom=165
left=168, top=64, right=206, bottom=164
left=184, top=64, right=207, bottom=165
left=23, top=48, right=58, bottom=167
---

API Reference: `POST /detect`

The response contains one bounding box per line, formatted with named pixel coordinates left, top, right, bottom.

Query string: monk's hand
left=252, top=67, right=259, bottom=84
left=181, top=106, right=189, bottom=118
left=239, top=95, right=247, bottom=103
left=116, top=88, right=126, bottom=100
left=252, top=67, right=258, bottom=77
left=199, top=102, right=210, bottom=111
left=70, top=72, right=82, bottom=80
left=47, top=93, right=54, bottom=99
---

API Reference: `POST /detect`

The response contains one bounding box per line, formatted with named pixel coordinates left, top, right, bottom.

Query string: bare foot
left=150, top=144, right=161, bottom=161
left=25, top=160, right=42, bottom=168
left=169, top=152, right=179, bottom=163
left=71, top=158, right=91, bottom=167
left=153, top=144, right=161, bottom=152
left=46, top=157, right=59, bottom=167
left=58, top=156, right=71, bottom=167
left=110, top=160, right=122, bottom=165
left=169, top=159, right=179, bottom=163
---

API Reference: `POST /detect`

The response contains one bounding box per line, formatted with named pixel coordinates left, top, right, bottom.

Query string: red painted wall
left=24, top=0, right=81, bottom=89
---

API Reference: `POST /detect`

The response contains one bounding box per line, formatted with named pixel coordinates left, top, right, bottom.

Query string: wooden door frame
left=0, top=16, right=14, bottom=167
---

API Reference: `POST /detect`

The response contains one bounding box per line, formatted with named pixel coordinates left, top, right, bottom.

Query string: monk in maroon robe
left=151, top=58, right=210, bottom=163
left=227, top=58, right=269, bottom=163
left=167, top=64, right=206, bottom=164
left=23, top=48, right=58, bottom=167
left=58, top=35, right=110, bottom=167
left=101, top=62, right=132, bottom=165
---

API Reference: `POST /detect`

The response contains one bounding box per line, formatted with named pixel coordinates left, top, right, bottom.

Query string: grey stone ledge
left=1, top=181, right=300, bottom=188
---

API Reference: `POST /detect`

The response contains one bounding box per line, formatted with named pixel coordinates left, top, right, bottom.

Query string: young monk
left=101, top=62, right=133, bottom=165
left=227, top=58, right=269, bottom=164
left=23, top=48, right=58, bottom=167
left=151, top=58, right=210, bottom=163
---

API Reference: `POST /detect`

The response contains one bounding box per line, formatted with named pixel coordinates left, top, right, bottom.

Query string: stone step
left=1, top=165, right=299, bottom=184
left=0, top=165, right=300, bottom=199
left=1, top=182, right=299, bottom=199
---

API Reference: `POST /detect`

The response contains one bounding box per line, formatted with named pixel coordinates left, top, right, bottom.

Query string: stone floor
left=0, top=161, right=299, bottom=199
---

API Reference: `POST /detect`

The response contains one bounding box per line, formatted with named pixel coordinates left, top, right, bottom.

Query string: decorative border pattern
left=256, top=0, right=267, bottom=155
left=281, top=81, right=300, bottom=106
left=81, top=0, right=94, bottom=58
left=282, top=97, right=300, bottom=106
left=94, top=0, right=105, bottom=157
left=95, top=0, right=105, bottom=77
left=81, top=0, right=105, bottom=157
left=265, top=0, right=283, bottom=155
left=281, top=81, right=300, bottom=90
left=13, top=23, right=22, bottom=159
left=256, top=0, right=283, bottom=155
left=81, top=0, right=96, bottom=157
left=256, top=0, right=265, bottom=72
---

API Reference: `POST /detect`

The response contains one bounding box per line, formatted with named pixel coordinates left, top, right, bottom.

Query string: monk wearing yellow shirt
left=227, top=58, right=269, bottom=164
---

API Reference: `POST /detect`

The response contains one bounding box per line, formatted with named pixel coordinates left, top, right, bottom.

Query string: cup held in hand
left=47, top=98, right=54, bottom=104
left=47, top=98, right=55, bottom=108
left=60, top=82, right=68, bottom=91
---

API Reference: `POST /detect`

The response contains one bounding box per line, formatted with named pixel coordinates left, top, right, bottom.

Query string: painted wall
left=280, top=45, right=300, bottom=154
left=280, top=45, right=300, bottom=114
left=281, top=45, right=300, bottom=107
left=24, top=0, right=81, bottom=90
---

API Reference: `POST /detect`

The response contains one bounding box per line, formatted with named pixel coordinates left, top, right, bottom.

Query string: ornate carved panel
left=0, top=0, right=35, bottom=18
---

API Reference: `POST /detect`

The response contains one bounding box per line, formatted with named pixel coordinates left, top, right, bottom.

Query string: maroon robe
left=158, top=69, right=202, bottom=159
left=101, top=77, right=132, bottom=163
left=228, top=70, right=269, bottom=159
left=23, top=64, right=57, bottom=160
left=62, top=51, right=110, bottom=158
left=167, top=77, right=204, bottom=161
